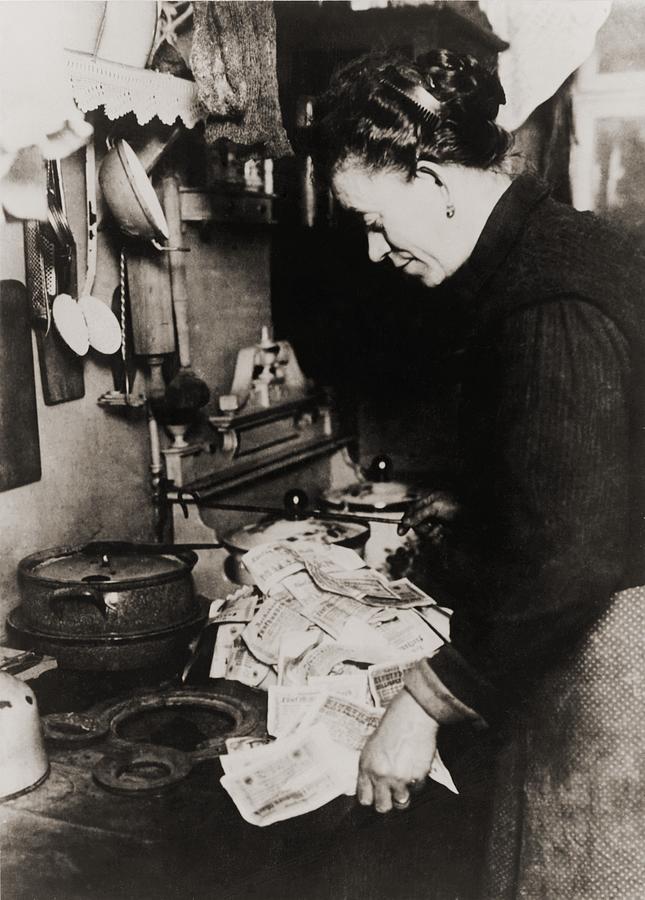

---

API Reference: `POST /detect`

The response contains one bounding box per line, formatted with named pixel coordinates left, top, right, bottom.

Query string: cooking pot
left=322, top=480, right=419, bottom=513
left=17, top=541, right=200, bottom=638
left=321, top=464, right=419, bottom=576
left=99, top=139, right=170, bottom=243
left=7, top=608, right=206, bottom=672
left=222, top=517, right=370, bottom=586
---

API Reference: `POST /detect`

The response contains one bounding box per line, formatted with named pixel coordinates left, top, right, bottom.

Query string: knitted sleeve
left=404, top=298, right=631, bottom=725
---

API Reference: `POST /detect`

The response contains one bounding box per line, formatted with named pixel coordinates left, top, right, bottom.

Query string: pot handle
left=48, top=587, right=108, bottom=617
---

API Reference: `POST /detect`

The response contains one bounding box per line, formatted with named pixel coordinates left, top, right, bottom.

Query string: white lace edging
left=65, top=50, right=206, bottom=128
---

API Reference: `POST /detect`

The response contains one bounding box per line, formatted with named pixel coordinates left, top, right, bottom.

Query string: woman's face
left=332, top=161, right=464, bottom=288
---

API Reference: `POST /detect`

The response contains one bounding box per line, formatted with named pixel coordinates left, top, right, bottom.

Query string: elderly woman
left=314, top=50, right=645, bottom=899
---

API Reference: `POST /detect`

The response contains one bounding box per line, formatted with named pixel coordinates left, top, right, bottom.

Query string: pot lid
left=224, top=517, right=369, bottom=554
left=322, top=481, right=419, bottom=512
left=23, top=543, right=193, bottom=585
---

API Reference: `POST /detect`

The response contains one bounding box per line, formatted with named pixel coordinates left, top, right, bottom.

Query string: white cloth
left=481, top=0, right=612, bottom=131
left=0, top=2, right=91, bottom=219
left=0, top=2, right=90, bottom=158
left=0, top=1, right=198, bottom=218
left=65, top=51, right=204, bottom=128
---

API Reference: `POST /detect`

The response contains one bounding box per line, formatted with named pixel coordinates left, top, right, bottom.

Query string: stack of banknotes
left=208, top=540, right=456, bottom=826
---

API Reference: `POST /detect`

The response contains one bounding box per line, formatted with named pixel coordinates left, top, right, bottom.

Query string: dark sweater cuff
left=403, top=646, right=492, bottom=727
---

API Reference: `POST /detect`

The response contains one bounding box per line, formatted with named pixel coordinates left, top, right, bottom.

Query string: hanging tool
left=22, top=169, right=85, bottom=406
left=97, top=251, right=145, bottom=409
left=125, top=240, right=176, bottom=400
left=0, top=280, right=41, bottom=490
left=161, top=174, right=210, bottom=420
left=78, top=139, right=122, bottom=355
left=49, top=159, right=90, bottom=357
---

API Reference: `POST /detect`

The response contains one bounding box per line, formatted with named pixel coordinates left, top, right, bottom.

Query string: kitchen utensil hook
left=151, top=240, right=190, bottom=253
left=176, top=488, right=201, bottom=519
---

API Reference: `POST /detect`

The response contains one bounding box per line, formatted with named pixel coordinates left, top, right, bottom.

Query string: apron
left=483, top=585, right=645, bottom=900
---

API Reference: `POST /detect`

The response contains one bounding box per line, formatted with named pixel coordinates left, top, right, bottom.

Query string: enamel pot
left=321, top=473, right=420, bottom=575
left=16, top=541, right=200, bottom=638
left=222, top=517, right=370, bottom=586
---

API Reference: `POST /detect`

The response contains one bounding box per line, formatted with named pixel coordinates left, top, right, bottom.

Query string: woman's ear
left=415, top=161, right=455, bottom=218
left=415, top=160, right=444, bottom=186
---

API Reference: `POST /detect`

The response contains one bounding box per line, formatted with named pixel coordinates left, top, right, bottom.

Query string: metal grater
left=41, top=232, right=57, bottom=298
left=22, top=220, right=52, bottom=332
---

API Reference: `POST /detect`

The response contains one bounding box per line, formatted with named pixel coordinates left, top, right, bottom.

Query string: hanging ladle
left=78, top=139, right=122, bottom=355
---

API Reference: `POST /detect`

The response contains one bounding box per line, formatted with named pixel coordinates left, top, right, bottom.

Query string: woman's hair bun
left=417, top=49, right=506, bottom=122
left=312, top=49, right=512, bottom=178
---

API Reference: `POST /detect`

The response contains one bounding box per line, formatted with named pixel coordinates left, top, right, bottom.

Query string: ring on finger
left=392, top=794, right=410, bottom=810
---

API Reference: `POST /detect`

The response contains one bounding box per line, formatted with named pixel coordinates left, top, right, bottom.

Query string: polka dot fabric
left=483, top=586, right=645, bottom=900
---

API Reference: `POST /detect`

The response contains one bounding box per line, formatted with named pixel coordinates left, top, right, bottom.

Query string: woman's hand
left=358, top=688, right=439, bottom=813
left=398, top=490, right=461, bottom=542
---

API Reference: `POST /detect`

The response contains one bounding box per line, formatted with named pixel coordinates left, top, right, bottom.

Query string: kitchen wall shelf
left=179, top=188, right=277, bottom=226
left=162, top=391, right=333, bottom=489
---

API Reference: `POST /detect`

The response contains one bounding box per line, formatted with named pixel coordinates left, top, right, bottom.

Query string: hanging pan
left=99, top=138, right=170, bottom=246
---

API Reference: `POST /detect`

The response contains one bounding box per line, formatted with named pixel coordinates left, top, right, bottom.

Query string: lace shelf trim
left=65, top=50, right=205, bottom=128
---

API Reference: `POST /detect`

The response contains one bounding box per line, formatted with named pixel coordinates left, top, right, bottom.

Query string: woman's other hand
left=358, top=688, right=439, bottom=813
left=398, top=490, right=461, bottom=541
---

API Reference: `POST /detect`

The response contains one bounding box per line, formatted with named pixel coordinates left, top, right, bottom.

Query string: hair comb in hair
left=379, top=72, right=441, bottom=130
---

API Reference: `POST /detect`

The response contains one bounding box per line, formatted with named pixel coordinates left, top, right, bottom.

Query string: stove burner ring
left=93, top=744, right=192, bottom=794
left=44, top=686, right=265, bottom=794
left=107, top=691, right=253, bottom=759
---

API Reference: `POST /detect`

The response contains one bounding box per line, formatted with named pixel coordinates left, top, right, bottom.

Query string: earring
left=446, top=202, right=455, bottom=219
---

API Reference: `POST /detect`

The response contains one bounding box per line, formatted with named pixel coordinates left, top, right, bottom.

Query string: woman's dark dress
left=402, top=176, right=645, bottom=899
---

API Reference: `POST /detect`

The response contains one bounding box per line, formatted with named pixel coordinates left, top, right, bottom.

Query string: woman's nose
left=367, top=230, right=390, bottom=262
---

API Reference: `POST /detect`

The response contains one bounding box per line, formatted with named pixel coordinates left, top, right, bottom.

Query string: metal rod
left=195, top=500, right=281, bottom=516
left=91, top=541, right=223, bottom=555
left=313, top=508, right=402, bottom=526
left=145, top=542, right=223, bottom=552
left=175, top=497, right=402, bottom=527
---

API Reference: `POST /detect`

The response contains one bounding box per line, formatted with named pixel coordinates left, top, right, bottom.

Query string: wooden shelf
left=179, top=187, right=277, bottom=226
